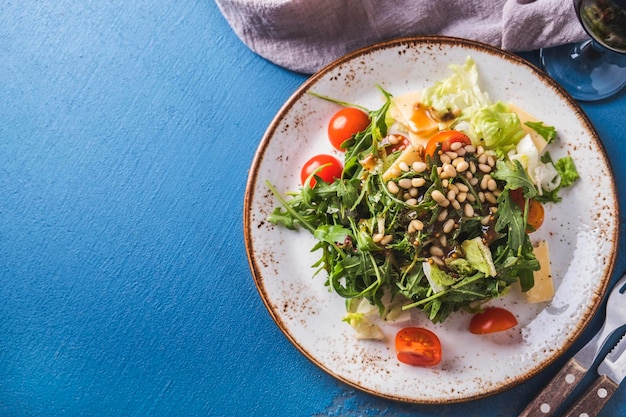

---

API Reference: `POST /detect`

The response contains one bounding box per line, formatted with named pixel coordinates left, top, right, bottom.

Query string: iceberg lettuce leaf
left=470, top=102, right=525, bottom=153
left=421, top=57, right=490, bottom=115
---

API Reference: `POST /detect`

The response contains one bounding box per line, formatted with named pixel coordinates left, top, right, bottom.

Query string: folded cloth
left=215, top=0, right=587, bottom=74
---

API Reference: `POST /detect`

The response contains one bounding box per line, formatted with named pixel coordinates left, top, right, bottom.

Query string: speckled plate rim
left=243, top=36, right=619, bottom=404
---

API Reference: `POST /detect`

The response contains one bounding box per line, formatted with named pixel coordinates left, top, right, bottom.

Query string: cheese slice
left=381, top=144, right=424, bottom=181
left=507, top=102, right=548, bottom=153
left=390, top=91, right=424, bottom=132
left=390, top=91, right=441, bottom=148
left=525, top=240, right=555, bottom=303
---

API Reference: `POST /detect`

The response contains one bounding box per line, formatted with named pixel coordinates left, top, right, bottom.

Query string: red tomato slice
left=395, top=327, right=442, bottom=366
left=469, top=307, right=518, bottom=334
left=300, top=154, right=343, bottom=187
left=328, top=107, right=370, bottom=151
left=509, top=188, right=544, bottom=232
left=424, top=130, right=471, bottom=159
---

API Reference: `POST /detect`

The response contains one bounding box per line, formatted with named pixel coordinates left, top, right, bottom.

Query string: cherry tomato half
left=424, top=130, right=471, bottom=159
left=395, top=327, right=442, bottom=366
left=300, top=154, right=343, bottom=187
left=510, top=188, right=544, bottom=232
left=469, top=307, right=518, bottom=334
left=328, top=107, right=370, bottom=151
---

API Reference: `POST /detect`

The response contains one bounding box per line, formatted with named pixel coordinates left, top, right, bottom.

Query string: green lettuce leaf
left=421, top=56, right=490, bottom=115
left=525, top=121, right=557, bottom=144
left=470, top=102, right=525, bottom=153
left=461, top=237, right=496, bottom=277
left=421, top=57, right=525, bottom=154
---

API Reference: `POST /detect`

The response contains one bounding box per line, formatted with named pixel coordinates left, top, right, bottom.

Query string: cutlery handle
left=562, top=375, right=618, bottom=417
left=518, top=358, right=587, bottom=417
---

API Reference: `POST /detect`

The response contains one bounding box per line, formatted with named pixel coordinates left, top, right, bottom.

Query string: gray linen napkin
left=215, top=0, right=587, bottom=74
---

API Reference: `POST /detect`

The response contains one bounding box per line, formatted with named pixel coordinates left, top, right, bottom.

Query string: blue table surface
left=2, top=2, right=626, bottom=416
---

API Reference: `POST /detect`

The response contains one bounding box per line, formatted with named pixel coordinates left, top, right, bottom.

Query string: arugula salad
left=267, top=57, right=579, bottom=339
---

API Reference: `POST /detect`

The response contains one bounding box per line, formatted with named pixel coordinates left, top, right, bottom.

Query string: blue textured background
left=1, top=1, right=625, bottom=416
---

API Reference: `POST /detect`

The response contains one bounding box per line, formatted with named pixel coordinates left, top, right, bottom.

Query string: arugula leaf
left=314, top=224, right=352, bottom=246
left=495, top=191, right=526, bottom=253
left=493, top=159, right=537, bottom=198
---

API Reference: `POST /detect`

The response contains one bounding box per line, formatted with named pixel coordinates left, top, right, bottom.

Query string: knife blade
left=563, top=334, right=626, bottom=417
left=518, top=272, right=626, bottom=417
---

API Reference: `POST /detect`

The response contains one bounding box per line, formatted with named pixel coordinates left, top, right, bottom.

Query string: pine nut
left=398, top=178, right=412, bottom=189
left=451, top=199, right=461, bottom=210
left=412, top=177, right=426, bottom=187
left=464, top=203, right=474, bottom=217
left=373, top=233, right=384, bottom=243
left=480, top=175, right=490, bottom=190
left=387, top=181, right=399, bottom=194
left=409, top=219, right=424, bottom=232
left=439, top=235, right=447, bottom=247
left=446, top=151, right=458, bottom=160
left=464, top=144, right=476, bottom=153
left=485, top=192, right=497, bottom=204
left=457, top=191, right=467, bottom=203
left=406, top=198, right=418, bottom=206
left=450, top=141, right=463, bottom=151
left=456, top=160, right=469, bottom=173
left=443, top=164, right=457, bottom=178
left=478, top=163, right=492, bottom=173
left=412, top=161, right=427, bottom=173
left=456, top=183, right=469, bottom=192
left=447, top=189, right=456, bottom=201
left=443, top=219, right=455, bottom=234
left=440, top=154, right=452, bottom=165
left=437, top=209, right=448, bottom=222
left=487, top=178, right=498, bottom=191
left=430, top=246, right=445, bottom=257
left=431, top=190, right=447, bottom=204
left=478, top=153, right=488, bottom=164
left=381, top=234, right=393, bottom=245
left=409, top=187, right=418, bottom=197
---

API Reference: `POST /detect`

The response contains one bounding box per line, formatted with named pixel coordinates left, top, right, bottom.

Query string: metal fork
left=519, top=271, right=626, bottom=417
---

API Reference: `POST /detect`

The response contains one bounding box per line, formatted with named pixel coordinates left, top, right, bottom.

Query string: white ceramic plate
left=243, top=37, right=619, bottom=403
